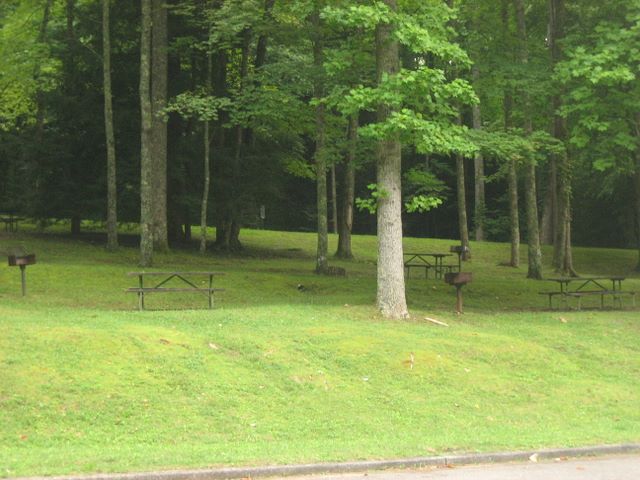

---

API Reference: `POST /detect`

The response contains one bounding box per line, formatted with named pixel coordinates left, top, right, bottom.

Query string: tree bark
left=375, top=0, right=408, bottom=319
left=71, top=215, right=81, bottom=236
left=514, top=0, right=542, bottom=279
left=34, top=0, right=53, bottom=141
left=471, top=66, right=485, bottom=242
left=139, top=0, right=153, bottom=266
left=312, top=8, right=329, bottom=274
left=502, top=0, right=520, bottom=267
left=217, top=30, right=250, bottom=252
left=151, top=0, right=168, bottom=251
left=254, top=0, right=275, bottom=72
left=455, top=115, right=470, bottom=259
left=635, top=113, right=640, bottom=271
left=549, top=0, right=575, bottom=275
left=200, top=54, right=212, bottom=254
left=540, top=162, right=557, bottom=245
left=103, top=0, right=118, bottom=251
left=507, top=159, right=520, bottom=267
left=456, top=151, right=470, bottom=258
left=336, top=114, right=358, bottom=259
left=65, top=0, right=81, bottom=236
left=330, top=164, right=338, bottom=234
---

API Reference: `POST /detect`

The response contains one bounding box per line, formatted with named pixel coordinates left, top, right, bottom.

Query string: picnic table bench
left=540, top=276, right=636, bottom=309
left=127, top=271, right=224, bottom=310
left=404, top=253, right=457, bottom=279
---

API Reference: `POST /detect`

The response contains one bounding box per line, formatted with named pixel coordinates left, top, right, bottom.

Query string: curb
left=15, top=444, right=640, bottom=480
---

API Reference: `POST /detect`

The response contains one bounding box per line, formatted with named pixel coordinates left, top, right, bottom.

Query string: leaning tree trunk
left=514, top=0, right=542, bottom=279
left=336, top=114, right=358, bottom=259
left=139, top=0, right=153, bottom=266
left=375, top=0, right=408, bottom=319
left=151, top=0, right=168, bottom=251
left=103, top=0, right=118, bottom=251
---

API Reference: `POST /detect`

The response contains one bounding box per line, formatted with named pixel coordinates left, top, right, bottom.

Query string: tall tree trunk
left=455, top=115, right=470, bottom=259
left=472, top=67, right=485, bottom=242
left=71, top=215, right=81, bottom=236
left=214, top=50, right=229, bottom=248
left=540, top=163, right=557, bottom=244
left=330, top=164, right=338, bottom=234
left=502, top=0, right=520, bottom=267
left=254, top=0, right=275, bottom=72
left=217, top=31, right=250, bottom=251
left=312, top=8, right=329, bottom=274
left=151, top=0, right=168, bottom=251
left=514, top=0, right=542, bottom=279
left=65, top=0, right=82, bottom=235
left=634, top=113, right=640, bottom=271
left=34, top=0, right=53, bottom=141
left=549, top=0, right=575, bottom=275
left=456, top=152, right=470, bottom=258
left=336, top=114, right=358, bottom=259
left=376, top=0, right=408, bottom=319
left=103, top=0, right=118, bottom=251
left=507, top=159, right=520, bottom=267
left=139, top=0, right=153, bottom=266
left=200, top=54, right=213, bottom=254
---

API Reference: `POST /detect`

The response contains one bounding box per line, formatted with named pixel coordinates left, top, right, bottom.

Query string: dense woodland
left=1, top=1, right=639, bottom=316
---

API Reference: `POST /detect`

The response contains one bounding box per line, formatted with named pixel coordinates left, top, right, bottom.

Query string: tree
left=312, top=5, right=329, bottom=274
left=140, top=0, right=153, bottom=266
left=471, top=65, right=486, bottom=242
left=514, top=0, right=542, bottom=279
left=151, top=0, right=169, bottom=251
left=374, top=0, right=408, bottom=318
left=556, top=0, right=640, bottom=269
left=103, top=0, right=118, bottom=251
left=336, top=114, right=358, bottom=259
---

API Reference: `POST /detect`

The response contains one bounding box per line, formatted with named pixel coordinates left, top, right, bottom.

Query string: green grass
left=1, top=227, right=639, bottom=477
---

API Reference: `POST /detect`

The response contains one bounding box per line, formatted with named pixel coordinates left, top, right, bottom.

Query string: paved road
left=288, top=455, right=640, bottom=480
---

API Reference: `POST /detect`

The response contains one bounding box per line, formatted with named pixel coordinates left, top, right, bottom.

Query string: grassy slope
left=0, top=228, right=639, bottom=477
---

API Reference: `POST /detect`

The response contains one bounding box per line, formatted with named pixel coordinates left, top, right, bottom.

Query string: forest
left=1, top=1, right=639, bottom=276
left=2, top=2, right=640, bottom=473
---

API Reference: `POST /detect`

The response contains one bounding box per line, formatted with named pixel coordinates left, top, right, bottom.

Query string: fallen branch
left=424, top=317, right=449, bottom=327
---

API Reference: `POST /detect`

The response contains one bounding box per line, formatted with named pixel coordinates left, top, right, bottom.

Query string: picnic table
left=127, top=271, right=224, bottom=310
left=540, top=276, right=635, bottom=309
left=0, top=215, right=24, bottom=232
left=404, top=252, right=456, bottom=279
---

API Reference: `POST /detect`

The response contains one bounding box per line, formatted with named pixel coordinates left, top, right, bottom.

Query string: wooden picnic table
left=0, top=215, right=25, bottom=232
left=541, top=276, right=635, bottom=309
left=126, top=271, right=224, bottom=310
left=404, top=252, right=456, bottom=279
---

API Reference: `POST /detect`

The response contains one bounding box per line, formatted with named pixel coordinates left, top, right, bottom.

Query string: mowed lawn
left=0, top=228, right=639, bottom=477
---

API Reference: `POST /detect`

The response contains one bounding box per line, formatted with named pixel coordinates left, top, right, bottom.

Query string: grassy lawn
left=1, top=227, right=639, bottom=477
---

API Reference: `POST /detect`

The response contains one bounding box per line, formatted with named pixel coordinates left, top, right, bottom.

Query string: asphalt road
left=288, top=455, right=640, bottom=480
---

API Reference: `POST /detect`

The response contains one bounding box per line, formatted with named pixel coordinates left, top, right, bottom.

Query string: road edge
left=14, top=443, right=640, bottom=480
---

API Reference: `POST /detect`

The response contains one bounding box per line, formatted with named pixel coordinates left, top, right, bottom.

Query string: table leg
left=20, top=265, right=26, bottom=296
